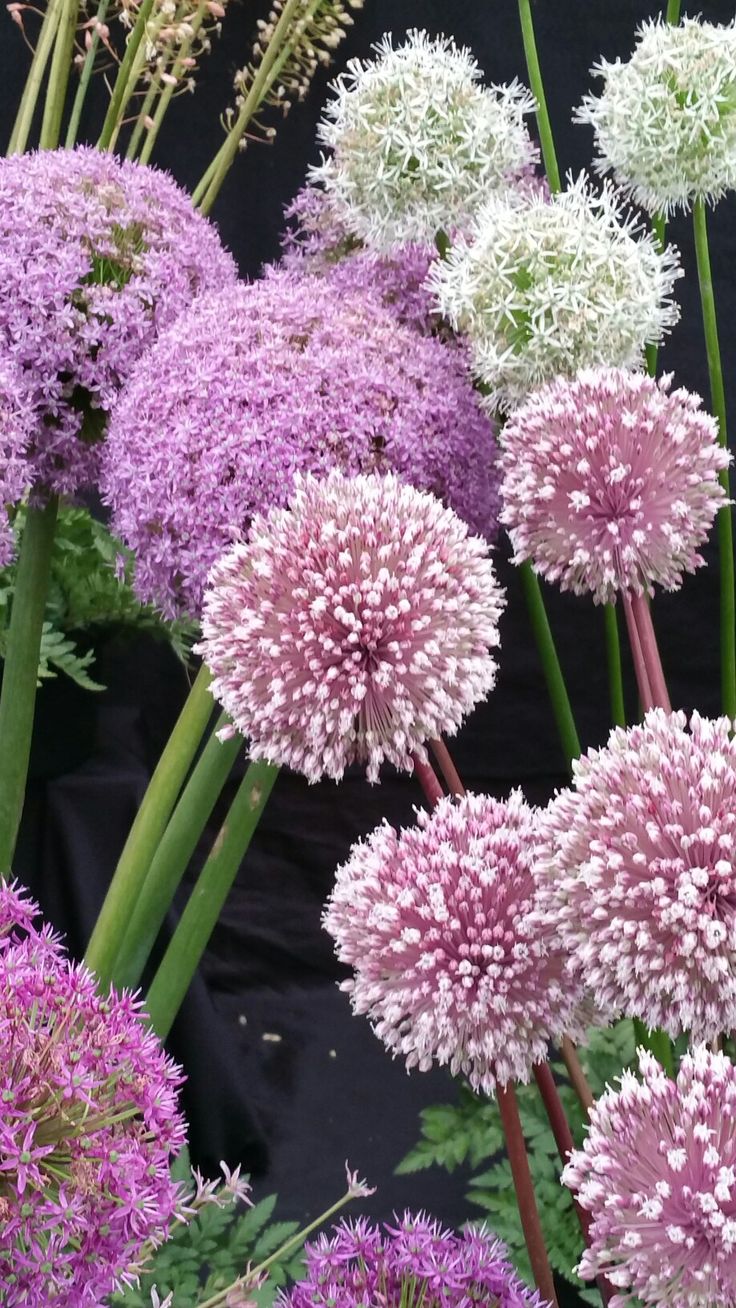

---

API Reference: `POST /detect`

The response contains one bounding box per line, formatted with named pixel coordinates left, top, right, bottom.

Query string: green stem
left=125, top=73, right=161, bottom=159
left=634, top=1019, right=675, bottom=1077
left=110, top=715, right=241, bottom=990
left=137, top=5, right=206, bottom=164
left=665, top=0, right=681, bottom=22
left=144, top=759, right=279, bottom=1038
left=96, top=0, right=156, bottom=149
left=693, top=197, right=736, bottom=720
left=84, top=663, right=215, bottom=986
left=65, top=0, right=111, bottom=147
left=0, top=498, right=59, bottom=875
left=195, top=0, right=316, bottom=216
left=604, top=604, right=626, bottom=727
left=517, top=0, right=561, bottom=193
left=519, top=563, right=580, bottom=769
left=7, top=0, right=62, bottom=153
left=40, top=0, right=81, bottom=148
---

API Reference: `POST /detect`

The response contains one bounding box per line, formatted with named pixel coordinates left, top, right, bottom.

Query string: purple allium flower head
left=536, top=709, right=736, bottom=1042
left=102, top=272, right=501, bottom=618
left=0, top=356, right=33, bottom=565
left=563, top=1045, right=736, bottom=1306
left=198, top=471, right=504, bottom=784
left=0, top=146, right=236, bottom=498
left=0, top=881, right=186, bottom=1305
left=499, top=368, right=728, bottom=604
left=278, top=1212, right=546, bottom=1308
left=323, top=789, right=588, bottom=1091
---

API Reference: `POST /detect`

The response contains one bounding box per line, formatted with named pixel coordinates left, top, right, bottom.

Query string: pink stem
left=622, top=594, right=654, bottom=711
left=430, top=738, right=466, bottom=797
left=630, top=592, right=671, bottom=712
left=410, top=751, right=444, bottom=809
left=497, top=1083, right=559, bottom=1305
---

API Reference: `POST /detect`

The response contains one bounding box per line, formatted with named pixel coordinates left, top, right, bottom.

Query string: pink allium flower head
left=563, top=1046, right=736, bottom=1306
left=323, top=789, right=588, bottom=1090
left=0, top=146, right=236, bottom=498
left=278, top=1212, right=546, bottom=1308
left=499, top=367, right=728, bottom=604
left=0, top=356, right=33, bottom=566
left=102, top=272, right=501, bottom=618
left=198, top=471, right=504, bottom=784
left=0, top=882, right=186, bottom=1305
left=537, top=709, right=736, bottom=1042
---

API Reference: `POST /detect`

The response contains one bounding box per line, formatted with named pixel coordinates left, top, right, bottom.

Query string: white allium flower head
left=577, top=18, right=736, bottom=216
left=310, top=28, right=539, bottom=251
left=429, top=175, right=682, bottom=412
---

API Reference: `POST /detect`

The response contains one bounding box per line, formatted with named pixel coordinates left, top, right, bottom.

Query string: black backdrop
left=1, top=1, right=736, bottom=1300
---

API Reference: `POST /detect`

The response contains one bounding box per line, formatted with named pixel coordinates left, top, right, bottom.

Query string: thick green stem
left=517, top=0, right=561, bottom=193
left=0, top=498, right=59, bottom=874
left=693, top=198, right=736, bottom=719
left=65, top=0, right=111, bottom=147
left=519, top=563, right=580, bottom=769
left=144, top=759, right=279, bottom=1038
left=84, top=663, right=215, bottom=985
left=665, top=0, right=681, bottom=22
left=7, top=0, right=62, bottom=153
left=96, top=0, right=156, bottom=148
left=40, top=0, right=81, bottom=148
left=110, top=715, right=241, bottom=990
left=604, top=604, right=626, bottom=727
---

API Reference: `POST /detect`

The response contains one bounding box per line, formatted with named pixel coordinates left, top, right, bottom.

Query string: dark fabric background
left=1, top=2, right=735, bottom=1302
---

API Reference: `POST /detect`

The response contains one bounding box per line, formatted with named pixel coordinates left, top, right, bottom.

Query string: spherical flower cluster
left=278, top=1213, right=545, bottom=1308
left=0, top=357, right=33, bottom=566
left=577, top=18, right=736, bottom=216
left=0, top=146, right=236, bottom=497
left=278, top=184, right=439, bottom=334
left=429, top=176, right=682, bottom=412
left=198, top=472, right=505, bottom=785
left=102, top=273, right=501, bottom=618
left=499, top=368, right=728, bottom=604
left=323, top=789, right=588, bottom=1091
left=564, top=1046, right=736, bottom=1305
left=310, top=29, right=539, bottom=250
left=537, top=709, right=736, bottom=1042
left=0, top=882, right=186, bottom=1306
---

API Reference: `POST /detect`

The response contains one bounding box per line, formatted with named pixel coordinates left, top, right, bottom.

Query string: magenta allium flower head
left=278, top=1212, right=546, bottom=1308
left=323, top=789, right=588, bottom=1091
left=198, top=471, right=504, bottom=784
left=563, top=1046, right=736, bottom=1305
left=102, top=272, right=501, bottom=618
left=0, top=146, right=236, bottom=498
left=537, top=709, right=736, bottom=1042
left=499, top=368, right=728, bottom=605
left=0, top=886, right=186, bottom=1305
left=0, top=356, right=33, bottom=565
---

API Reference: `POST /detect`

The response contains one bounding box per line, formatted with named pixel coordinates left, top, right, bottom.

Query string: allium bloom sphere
left=311, top=29, right=539, bottom=250
left=279, top=1213, right=544, bottom=1308
left=430, top=177, right=681, bottom=411
left=499, top=368, right=728, bottom=604
left=577, top=18, right=736, bottom=216
left=537, top=709, right=736, bottom=1042
left=0, top=883, right=186, bottom=1305
left=323, top=790, right=587, bottom=1091
left=198, top=472, right=505, bottom=784
left=103, top=274, right=501, bottom=617
left=0, top=356, right=33, bottom=565
left=564, top=1047, right=736, bottom=1305
left=0, top=146, right=236, bottom=496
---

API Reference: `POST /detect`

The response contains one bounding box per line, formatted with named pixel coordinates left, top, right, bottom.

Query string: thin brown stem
left=630, top=593, right=671, bottom=712
left=410, top=752, right=444, bottom=808
left=622, top=594, right=654, bottom=711
left=429, top=738, right=465, bottom=797
left=560, top=1037, right=595, bottom=1113
left=497, top=1083, right=558, bottom=1305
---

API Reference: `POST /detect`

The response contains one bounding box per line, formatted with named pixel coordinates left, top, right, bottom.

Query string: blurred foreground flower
left=198, top=471, right=504, bottom=783
left=0, top=882, right=185, bottom=1305
left=103, top=273, right=501, bottom=617
left=429, top=176, right=681, bottom=412
left=538, top=709, right=736, bottom=1042
left=577, top=18, right=736, bottom=217
left=278, top=1212, right=546, bottom=1308
left=564, top=1046, right=736, bottom=1305
left=0, top=357, right=34, bottom=565
left=0, top=146, right=236, bottom=498
left=499, top=368, right=728, bottom=604
left=311, top=29, right=539, bottom=249
left=324, top=790, right=588, bottom=1091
